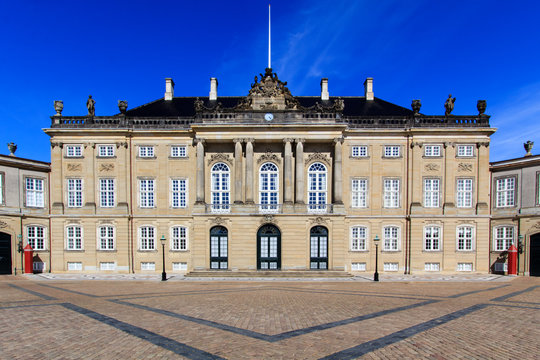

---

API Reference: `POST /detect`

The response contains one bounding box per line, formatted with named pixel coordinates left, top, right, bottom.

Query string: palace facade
left=43, top=68, right=494, bottom=274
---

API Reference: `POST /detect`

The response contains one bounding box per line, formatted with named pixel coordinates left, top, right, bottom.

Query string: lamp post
left=16, top=234, right=23, bottom=275
left=518, top=234, right=524, bottom=275
left=160, top=235, right=167, bottom=281
left=373, top=235, right=380, bottom=282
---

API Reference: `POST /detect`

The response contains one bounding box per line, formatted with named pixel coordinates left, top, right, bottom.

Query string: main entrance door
left=210, top=226, right=228, bottom=269
left=530, top=233, right=540, bottom=276
left=0, top=232, right=12, bottom=275
left=257, top=225, right=281, bottom=270
left=310, top=226, right=328, bottom=270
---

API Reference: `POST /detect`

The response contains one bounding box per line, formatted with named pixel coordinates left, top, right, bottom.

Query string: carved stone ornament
left=310, top=216, right=328, bottom=225
left=0, top=221, right=8, bottom=229
left=99, top=163, right=114, bottom=172
left=257, top=150, right=280, bottom=164
left=207, top=153, right=232, bottom=166
left=524, top=140, right=534, bottom=156
left=84, top=142, right=96, bottom=149
left=211, top=217, right=227, bottom=225
left=51, top=141, right=64, bottom=148
left=7, top=142, right=17, bottom=156
left=115, top=142, right=128, bottom=149
left=118, top=100, right=128, bottom=114
left=458, top=163, right=473, bottom=172
left=477, top=100, right=487, bottom=115
left=54, top=100, right=64, bottom=116
left=67, top=163, right=82, bottom=171
left=410, top=141, right=423, bottom=148
left=260, top=214, right=276, bottom=224
left=425, top=163, right=439, bottom=172
left=444, top=94, right=456, bottom=116
left=411, top=99, right=421, bottom=115
left=527, top=222, right=540, bottom=234
left=305, top=152, right=331, bottom=166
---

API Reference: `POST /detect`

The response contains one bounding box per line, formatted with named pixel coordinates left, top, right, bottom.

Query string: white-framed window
left=259, top=162, right=279, bottom=213
left=0, top=172, right=4, bottom=205
left=383, top=262, right=399, bottom=271
left=424, top=226, right=441, bottom=251
left=350, top=226, right=367, bottom=251
left=67, top=178, right=83, bottom=208
left=100, top=262, right=116, bottom=271
left=308, top=162, right=328, bottom=213
left=141, top=262, right=155, bottom=271
left=425, top=263, right=440, bottom=271
left=98, top=226, right=115, bottom=250
left=457, top=145, right=474, bottom=157
left=457, top=263, right=473, bottom=272
left=138, top=146, right=155, bottom=158
left=383, top=226, right=399, bottom=251
left=171, top=179, right=187, bottom=208
left=171, top=226, right=188, bottom=251
left=424, top=145, right=441, bottom=157
left=66, top=225, right=83, bottom=250
left=423, top=178, right=440, bottom=208
left=98, top=145, right=115, bottom=157
left=457, top=226, right=474, bottom=251
left=384, top=145, right=400, bottom=157
left=139, top=179, right=155, bottom=208
left=99, top=178, right=115, bottom=207
left=171, top=145, right=187, bottom=158
left=351, top=262, right=366, bottom=271
left=211, top=162, right=231, bottom=213
left=173, top=262, right=188, bottom=271
left=25, top=177, right=44, bottom=208
left=139, top=226, right=155, bottom=250
left=351, top=145, right=368, bottom=158
left=351, top=178, right=368, bottom=208
left=383, top=179, right=400, bottom=208
left=33, top=262, right=46, bottom=272
left=456, top=178, right=473, bottom=208
left=67, top=262, right=82, bottom=271
left=27, top=225, right=45, bottom=250
left=66, top=145, right=82, bottom=157
left=494, top=226, right=514, bottom=251
left=496, top=177, right=515, bottom=208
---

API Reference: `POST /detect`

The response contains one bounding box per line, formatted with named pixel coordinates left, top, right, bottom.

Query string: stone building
left=0, top=147, right=50, bottom=274
left=490, top=142, right=540, bottom=276
left=44, top=68, right=494, bottom=275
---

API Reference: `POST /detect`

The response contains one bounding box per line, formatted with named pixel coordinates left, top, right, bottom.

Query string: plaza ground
left=0, top=275, right=538, bottom=359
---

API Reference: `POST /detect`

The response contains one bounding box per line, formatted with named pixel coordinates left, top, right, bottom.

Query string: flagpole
left=268, top=4, right=271, bottom=69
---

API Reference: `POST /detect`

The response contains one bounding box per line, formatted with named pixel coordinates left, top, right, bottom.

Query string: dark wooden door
left=0, top=232, right=12, bottom=275
left=530, top=234, right=540, bottom=276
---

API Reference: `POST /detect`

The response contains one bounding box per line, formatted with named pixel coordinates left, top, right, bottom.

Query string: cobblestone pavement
left=0, top=275, right=538, bottom=359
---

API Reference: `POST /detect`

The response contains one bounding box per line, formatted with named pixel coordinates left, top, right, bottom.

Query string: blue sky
left=0, top=0, right=538, bottom=162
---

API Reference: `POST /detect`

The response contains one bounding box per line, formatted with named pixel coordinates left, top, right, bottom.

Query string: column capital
left=115, top=142, right=128, bottom=149
left=283, top=138, right=294, bottom=144
left=193, top=138, right=206, bottom=146
left=295, top=138, right=305, bottom=144
left=243, top=138, right=255, bottom=144
left=410, top=141, right=423, bottom=148
left=233, top=138, right=244, bottom=144
left=333, top=137, right=344, bottom=144
left=51, top=141, right=63, bottom=149
left=477, top=142, right=490, bottom=148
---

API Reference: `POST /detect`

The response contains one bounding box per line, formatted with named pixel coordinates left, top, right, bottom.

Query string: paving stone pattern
left=0, top=276, right=538, bottom=359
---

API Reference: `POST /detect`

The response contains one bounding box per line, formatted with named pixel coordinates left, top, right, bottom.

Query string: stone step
left=185, top=270, right=353, bottom=278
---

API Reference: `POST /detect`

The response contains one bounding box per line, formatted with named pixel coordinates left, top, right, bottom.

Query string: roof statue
left=444, top=94, right=456, bottom=116
left=87, top=95, right=95, bottom=116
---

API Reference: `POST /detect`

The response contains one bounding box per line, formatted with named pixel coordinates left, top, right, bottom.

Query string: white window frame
left=383, top=226, right=400, bottom=251
left=457, top=145, right=474, bottom=157
left=383, top=262, right=399, bottom=271
left=138, top=146, right=155, bottom=158
left=259, top=162, right=279, bottom=213
left=351, top=145, right=368, bottom=158
left=172, top=262, right=188, bottom=271
left=383, top=145, right=400, bottom=157
left=139, top=226, right=156, bottom=251
left=66, top=225, right=83, bottom=250
left=27, top=225, right=46, bottom=250
left=97, top=145, right=115, bottom=157
left=97, top=225, right=115, bottom=250
left=67, top=178, right=83, bottom=208
left=171, top=178, right=188, bottom=208
left=141, top=262, right=155, bottom=271
left=65, top=145, right=83, bottom=157
left=424, top=225, right=441, bottom=251
left=383, top=178, right=400, bottom=208
left=307, top=162, right=328, bottom=213
left=350, top=226, right=368, bottom=251
left=423, top=178, right=440, bottom=208
left=351, top=262, right=366, bottom=271
left=456, top=178, right=473, bottom=208
left=494, top=226, right=514, bottom=251
left=425, top=263, right=440, bottom=271
left=211, top=162, right=231, bottom=213
left=99, top=178, right=115, bottom=208
left=171, top=226, right=188, bottom=251
left=456, top=225, right=474, bottom=251
left=25, top=177, right=45, bottom=208
left=139, top=179, right=155, bottom=208
left=67, top=262, right=82, bottom=271
left=170, top=145, right=187, bottom=158
left=496, top=177, right=516, bottom=208
left=351, top=178, right=368, bottom=208
left=457, top=263, right=473, bottom=272
left=424, top=145, right=441, bottom=157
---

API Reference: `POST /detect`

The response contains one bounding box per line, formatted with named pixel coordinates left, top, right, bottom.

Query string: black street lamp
left=160, top=235, right=167, bottom=281
left=373, top=235, right=380, bottom=282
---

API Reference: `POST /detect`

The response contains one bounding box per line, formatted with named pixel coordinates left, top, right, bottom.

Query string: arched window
left=308, top=162, right=327, bottom=212
left=211, top=163, right=230, bottom=213
left=259, top=162, right=279, bottom=213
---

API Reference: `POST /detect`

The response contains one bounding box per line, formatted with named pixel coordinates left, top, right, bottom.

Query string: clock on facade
left=264, top=113, right=274, bottom=121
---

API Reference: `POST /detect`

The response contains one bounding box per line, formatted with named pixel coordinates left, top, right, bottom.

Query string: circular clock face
left=264, top=113, right=274, bottom=121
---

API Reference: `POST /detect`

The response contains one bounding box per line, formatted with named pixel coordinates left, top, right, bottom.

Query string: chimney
left=209, top=78, right=218, bottom=101
left=364, top=77, right=374, bottom=101
left=320, top=78, right=329, bottom=101
left=164, top=78, right=175, bottom=101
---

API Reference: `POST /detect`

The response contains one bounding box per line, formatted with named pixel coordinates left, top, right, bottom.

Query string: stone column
left=233, top=139, right=243, bottom=204
left=284, top=138, right=294, bottom=204
left=50, top=142, right=64, bottom=213
left=84, top=142, right=96, bottom=210
left=295, top=139, right=305, bottom=204
left=194, top=138, right=206, bottom=204
left=245, top=139, right=254, bottom=204
left=333, top=138, right=344, bottom=204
